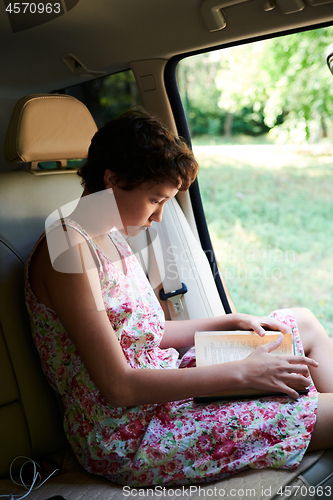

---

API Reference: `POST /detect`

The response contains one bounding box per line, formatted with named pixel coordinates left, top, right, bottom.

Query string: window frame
left=164, top=20, right=333, bottom=314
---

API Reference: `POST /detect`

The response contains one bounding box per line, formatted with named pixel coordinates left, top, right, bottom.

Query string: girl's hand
left=240, top=333, right=318, bottom=399
left=235, top=312, right=291, bottom=337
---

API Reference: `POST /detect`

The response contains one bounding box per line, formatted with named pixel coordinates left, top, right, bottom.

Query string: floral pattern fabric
left=25, top=219, right=318, bottom=487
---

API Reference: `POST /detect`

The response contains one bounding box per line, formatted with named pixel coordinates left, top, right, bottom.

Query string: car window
left=177, top=26, right=333, bottom=336
left=61, top=69, right=142, bottom=128
left=37, top=69, right=142, bottom=170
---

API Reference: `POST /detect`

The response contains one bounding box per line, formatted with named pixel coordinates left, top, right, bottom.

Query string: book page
left=195, top=331, right=292, bottom=368
left=193, top=331, right=306, bottom=400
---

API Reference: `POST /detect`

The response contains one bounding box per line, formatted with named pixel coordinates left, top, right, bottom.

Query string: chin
left=119, top=226, right=146, bottom=238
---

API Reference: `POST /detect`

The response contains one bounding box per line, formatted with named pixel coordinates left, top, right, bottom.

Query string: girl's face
left=104, top=170, right=179, bottom=237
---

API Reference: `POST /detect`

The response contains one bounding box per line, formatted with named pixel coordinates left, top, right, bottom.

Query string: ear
left=103, top=169, right=117, bottom=189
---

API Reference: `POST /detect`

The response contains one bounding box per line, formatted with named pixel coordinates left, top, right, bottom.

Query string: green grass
left=193, top=137, right=333, bottom=336
left=191, top=134, right=276, bottom=146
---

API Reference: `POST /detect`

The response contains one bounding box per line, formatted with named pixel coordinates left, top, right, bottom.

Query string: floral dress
left=25, top=218, right=318, bottom=487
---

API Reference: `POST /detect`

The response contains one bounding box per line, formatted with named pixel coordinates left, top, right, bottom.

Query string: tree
left=177, top=25, right=333, bottom=141
left=177, top=52, right=226, bottom=136
left=260, top=28, right=333, bottom=142
left=215, top=42, right=269, bottom=137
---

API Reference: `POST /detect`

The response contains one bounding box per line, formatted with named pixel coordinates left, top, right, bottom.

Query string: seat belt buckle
left=159, top=283, right=188, bottom=314
left=168, top=295, right=184, bottom=314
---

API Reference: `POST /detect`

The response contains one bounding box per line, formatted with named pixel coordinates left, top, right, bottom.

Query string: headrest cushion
left=4, top=94, right=98, bottom=163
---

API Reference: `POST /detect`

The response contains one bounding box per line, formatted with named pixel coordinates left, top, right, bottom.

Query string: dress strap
left=47, top=217, right=104, bottom=272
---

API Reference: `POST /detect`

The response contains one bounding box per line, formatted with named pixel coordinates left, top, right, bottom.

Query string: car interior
left=1, top=1, right=333, bottom=499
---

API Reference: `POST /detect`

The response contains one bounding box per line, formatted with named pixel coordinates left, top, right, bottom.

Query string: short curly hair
left=77, top=108, right=199, bottom=193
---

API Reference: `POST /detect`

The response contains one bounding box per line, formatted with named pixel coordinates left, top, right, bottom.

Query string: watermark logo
left=3, top=0, right=80, bottom=33
left=45, top=189, right=165, bottom=311
left=122, top=485, right=257, bottom=497
left=215, top=248, right=296, bottom=283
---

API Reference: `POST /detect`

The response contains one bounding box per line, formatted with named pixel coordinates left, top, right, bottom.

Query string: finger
left=285, top=373, right=312, bottom=389
left=275, top=374, right=311, bottom=399
left=285, top=364, right=310, bottom=378
left=259, top=317, right=292, bottom=335
left=275, top=382, right=300, bottom=400
left=260, top=333, right=284, bottom=352
left=251, top=322, right=266, bottom=337
left=286, top=356, right=319, bottom=368
left=286, top=390, right=299, bottom=400
left=247, top=317, right=272, bottom=337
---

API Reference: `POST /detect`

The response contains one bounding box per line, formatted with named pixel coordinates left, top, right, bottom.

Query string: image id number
left=5, top=3, right=61, bottom=14
left=277, top=484, right=331, bottom=497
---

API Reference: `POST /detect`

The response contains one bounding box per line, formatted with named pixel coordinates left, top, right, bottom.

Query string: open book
left=194, top=330, right=308, bottom=402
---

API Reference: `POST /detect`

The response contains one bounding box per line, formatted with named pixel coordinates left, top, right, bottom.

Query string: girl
left=25, top=109, right=333, bottom=487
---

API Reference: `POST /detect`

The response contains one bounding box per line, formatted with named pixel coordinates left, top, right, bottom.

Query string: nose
left=150, top=204, right=164, bottom=223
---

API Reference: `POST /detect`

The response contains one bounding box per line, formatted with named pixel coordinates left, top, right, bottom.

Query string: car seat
left=0, top=93, right=332, bottom=500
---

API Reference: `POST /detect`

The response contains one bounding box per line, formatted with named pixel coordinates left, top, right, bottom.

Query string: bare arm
left=160, top=313, right=293, bottom=350
left=44, top=258, right=245, bottom=406
left=42, top=235, right=317, bottom=406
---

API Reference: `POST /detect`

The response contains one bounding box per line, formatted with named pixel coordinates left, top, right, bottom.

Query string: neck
left=68, top=189, right=123, bottom=237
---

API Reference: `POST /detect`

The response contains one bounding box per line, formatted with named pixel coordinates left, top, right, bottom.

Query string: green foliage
left=178, top=50, right=271, bottom=137
left=177, top=53, right=223, bottom=135
left=260, top=28, right=333, bottom=142
left=98, top=71, right=142, bottom=122
left=195, top=142, right=333, bottom=335
left=178, top=26, right=333, bottom=142
left=65, top=70, right=141, bottom=128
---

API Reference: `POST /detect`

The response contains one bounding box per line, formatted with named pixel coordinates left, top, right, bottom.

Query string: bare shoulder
left=29, top=224, right=98, bottom=310
left=45, top=224, right=92, bottom=273
left=29, top=226, right=129, bottom=406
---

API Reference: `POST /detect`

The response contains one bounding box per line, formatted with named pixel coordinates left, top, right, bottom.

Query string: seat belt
left=148, top=217, right=190, bottom=321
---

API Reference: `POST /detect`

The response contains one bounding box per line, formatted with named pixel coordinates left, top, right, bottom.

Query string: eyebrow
left=155, top=187, right=180, bottom=198
left=154, top=193, right=171, bottom=199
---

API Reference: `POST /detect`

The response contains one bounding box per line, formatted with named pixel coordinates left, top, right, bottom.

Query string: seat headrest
left=3, top=94, right=98, bottom=163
